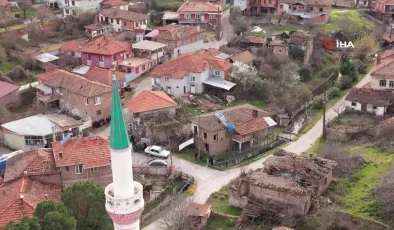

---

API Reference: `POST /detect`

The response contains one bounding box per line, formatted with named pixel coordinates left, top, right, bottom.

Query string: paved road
left=203, top=9, right=235, bottom=49
left=142, top=70, right=373, bottom=230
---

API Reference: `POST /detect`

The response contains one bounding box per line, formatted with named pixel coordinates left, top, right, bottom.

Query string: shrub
left=340, top=60, right=356, bottom=75
left=312, top=96, right=324, bottom=109
left=317, top=65, right=339, bottom=81
left=327, top=86, right=340, bottom=99
left=298, top=66, right=312, bottom=82
left=337, top=75, right=353, bottom=90
left=6, top=65, right=30, bottom=83
left=352, top=59, right=367, bottom=74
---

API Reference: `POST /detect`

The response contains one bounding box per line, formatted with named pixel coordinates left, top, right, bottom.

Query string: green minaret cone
left=110, top=73, right=130, bottom=150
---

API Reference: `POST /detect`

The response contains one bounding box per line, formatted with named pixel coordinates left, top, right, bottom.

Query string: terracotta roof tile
left=230, top=51, right=255, bottom=63
left=0, top=177, right=62, bottom=227
left=0, top=81, right=19, bottom=99
left=84, top=22, right=108, bottom=31
left=4, top=149, right=58, bottom=183
left=101, top=0, right=128, bottom=6
left=381, top=49, right=394, bottom=61
left=345, top=87, right=394, bottom=106
left=370, top=59, right=394, bottom=79
left=52, top=136, right=110, bottom=168
left=84, top=66, right=126, bottom=86
left=80, top=36, right=132, bottom=56
left=60, top=40, right=87, bottom=52
left=99, top=8, right=148, bottom=22
left=149, top=53, right=232, bottom=79
left=155, top=24, right=204, bottom=41
left=198, top=48, right=222, bottom=57
left=126, top=91, right=176, bottom=113
left=37, top=69, right=112, bottom=97
left=191, top=104, right=271, bottom=135
left=177, top=1, right=222, bottom=12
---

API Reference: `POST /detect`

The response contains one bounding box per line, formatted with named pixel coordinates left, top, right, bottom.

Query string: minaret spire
left=105, top=62, right=144, bottom=230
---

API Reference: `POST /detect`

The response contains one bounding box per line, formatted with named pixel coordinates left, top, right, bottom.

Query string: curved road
left=143, top=70, right=372, bottom=230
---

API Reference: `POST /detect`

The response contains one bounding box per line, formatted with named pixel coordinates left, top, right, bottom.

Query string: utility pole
left=322, top=91, right=326, bottom=140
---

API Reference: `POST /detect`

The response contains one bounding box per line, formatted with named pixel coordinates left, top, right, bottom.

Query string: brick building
left=177, top=1, right=222, bottom=26
left=52, top=136, right=112, bottom=188
left=36, top=69, right=112, bottom=123
left=375, top=0, right=394, bottom=22
left=97, top=8, right=148, bottom=33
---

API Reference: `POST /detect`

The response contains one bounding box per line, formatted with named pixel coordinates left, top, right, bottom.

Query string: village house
left=149, top=53, right=234, bottom=96
left=0, top=0, right=11, bottom=14
left=0, top=114, right=85, bottom=150
left=345, top=50, right=394, bottom=115
left=100, top=0, right=128, bottom=10
left=229, top=50, right=256, bottom=65
left=0, top=149, right=62, bottom=228
left=375, top=0, right=394, bottom=21
left=244, top=0, right=279, bottom=15
left=126, top=91, right=177, bottom=121
left=80, top=65, right=128, bottom=87
left=97, top=8, right=148, bottom=33
left=59, top=40, right=87, bottom=58
left=35, top=69, right=112, bottom=123
left=118, top=40, right=166, bottom=79
left=62, top=0, right=103, bottom=17
left=268, top=40, right=288, bottom=62
left=278, top=0, right=332, bottom=23
left=288, top=30, right=314, bottom=64
left=177, top=1, right=222, bottom=27
left=84, top=22, right=113, bottom=38
left=80, top=36, right=132, bottom=69
left=187, top=203, right=212, bottom=229
left=229, top=150, right=336, bottom=219
left=52, top=136, right=111, bottom=187
left=145, top=24, right=205, bottom=59
left=0, top=81, right=20, bottom=109
left=191, top=104, right=277, bottom=156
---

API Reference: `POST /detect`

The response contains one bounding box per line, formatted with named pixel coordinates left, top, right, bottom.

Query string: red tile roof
left=230, top=51, right=256, bottom=63
left=126, top=91, right=176, bottom=113
left=37, top=69, right=112, bottom=97
left=345, top=87, right=394, bottom=106
left=84, top=66, right=126, bottom=86
left=84, top=22, right=107, bottom=31
left=177, top=1, right=222, bottom=12
left=381, top=49, right=394, bottom=61
left=80, top=36, right=132, bottom=56
left=155, top=24, right=204, bottom=41
left=99, top=8, right=148, bottom=22
left=245, top=36, right=266, bottom=44
left=198, top=48, right=222, bottom=57
left=149, top=53, right=232, bottom=79
left=0, top=177, right=62, bottom=227
left=0, top=81, right=19, bottom=99
left=101, top=0, right=128, bottom=6
left=60, top=40, right=87, bottom=52
left=52, top=136, right=110, bottom=168
left=370, top=59, right=394, bottom=79
left=0, top=0, right=10, bottom=6
left=4, top=149, right=58, bottom=183
left=376, top=0, right=394, bottom=5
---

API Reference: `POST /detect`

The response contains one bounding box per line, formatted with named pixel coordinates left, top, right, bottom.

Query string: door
left=191, top=85, right=195, bottom=94
left=166, top=86, right=172, bottom=94
left=184, top=86, right=186, bottom=94
left=205, top=143, right=209, bottom=154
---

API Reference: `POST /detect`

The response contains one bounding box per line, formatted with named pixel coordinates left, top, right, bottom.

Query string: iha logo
left=323, top=37, right=355, bottom=50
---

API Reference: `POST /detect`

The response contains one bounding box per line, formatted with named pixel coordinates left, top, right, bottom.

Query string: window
left=90, top=167, right=98, bottom=172
left=280, top=4, right=283, bottom=8
left=84, top=97, right=89, bottom=105
left=213, top=134, right=218, bottom=141
left=68, top=90, right=71, bottom=97
left=309, top=6, right=313, bottom=11
left=123, top=21, right=127, bottom=26
left=319, top=7, right=323, bottom=12
left=214, top=70, right=220, bottom=76
left=97, top=110, right=102, bottom=115
left=127, top=67, right=132, bottom=73
left=111, top=18, right=113, bottom=23
left=166, top=42, right=170, bottom=47
left=71, top=0, right=75, bottom=5
left=94, top=97, right=101, bottom=105
left=209, top=14, right=215, bottom=19
left=183, top=39, right=188, bottom=45
left=203, top=132, right=207, bottom=139
left=65, top=8, right=69, bottom=14
left=191, top=76, right=195, bottom=82
left=165, top=77, right=170, bottom=82
left=195, top=14, right=201, bottom=19
left=185, top=14, right=190, bottom=19
left=25, top=136, right=44, bottom=146
left=57, top=88, right=63, bottom=95
left=269, top=0, right=271, bottom=4
left=351, top=102, right=357, bottom=107
left=86, top=54, right=91, bottom=60
left=142, top=65, right=145, bottom=71
left=373, top=106, right=377, bottom=110
left=75, top=164, right=83, bottom=174
left=65, top=166, right=69, bottom=171
left=117, top=19, right=120, bottom=24
left=194, top=126, right=198, bottom=134
left=99, top=56, right=104, bottom=62
left=136, top=67, right=139, bottom=74
left=390, top=81, right=394, bottom=87
left=292, top=7, right=296, bottom=10
left=380, top=80, right=387, bottom=87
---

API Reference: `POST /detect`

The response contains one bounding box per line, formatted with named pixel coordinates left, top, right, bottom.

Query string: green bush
left=353, top=59, right=367, bottom=74
left=299, top=66, right=312, bottom=82
left=317, top=65, right=339, bottom=81
left=312, top=96, right=324, bottom=109
left=337, top=75, right=353, bottom=90
left=340, top=60, right=356, bottom=75
left=327, top=87, right=340, bottom=99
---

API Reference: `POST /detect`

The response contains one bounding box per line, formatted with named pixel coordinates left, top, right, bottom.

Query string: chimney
left=23, top=171, right=27, bottom=179
left=45, top=194, right=48, bottom=200
left=252, top=109, right=258, bottom=117
left=377, top=52, right=381, bottom=65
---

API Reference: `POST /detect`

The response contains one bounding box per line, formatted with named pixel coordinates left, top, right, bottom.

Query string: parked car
left=143, top=159, right=168, bottom=167
left=144, top=145, right=170, bottom=158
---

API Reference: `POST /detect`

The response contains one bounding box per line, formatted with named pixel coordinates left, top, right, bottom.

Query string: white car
left=144, top=145, right=170, bottom=158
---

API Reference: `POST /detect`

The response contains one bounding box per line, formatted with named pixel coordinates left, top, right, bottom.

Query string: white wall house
left=63, top=0, right=103, bottom=17
left=171, top=39, right=204, bottom=59
left=345, top=99, right=387, bottom=116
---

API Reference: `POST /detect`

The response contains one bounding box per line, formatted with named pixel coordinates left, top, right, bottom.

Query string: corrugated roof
left=34, top=53, right=59, bottom=63
left=1, top=114, right=60, bottom=136
left=0, top=81, right=19, bottom=99
left=133, top=40, right=166, bottom=51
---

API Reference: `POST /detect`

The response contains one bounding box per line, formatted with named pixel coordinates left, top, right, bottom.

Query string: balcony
left=180, top=19, right=206, bottom=24
left=104, top=182, right=144, bottom=215
left=232, top=134, right=253, bottom=143
left=37, top=93, right=60, bottom=103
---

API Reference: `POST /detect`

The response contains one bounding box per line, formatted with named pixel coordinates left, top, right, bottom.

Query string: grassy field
left=327, top=145, right=394, bottom=221
left=206, top=216, right=237, bottom=230
left=9, top=9, right=37, bottom=19
left=175, top=152, right=207, bottom=167
left=40, top=43, right=64, bottom=53
left=325, top=9, right=375, bottom=34
left=0, top=57, right=21, bottom=73
left=209, top=186, right=242, bottom=216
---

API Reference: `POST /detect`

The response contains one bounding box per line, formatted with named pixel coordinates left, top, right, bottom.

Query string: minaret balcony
left=105, top=182, right=144, bottom=215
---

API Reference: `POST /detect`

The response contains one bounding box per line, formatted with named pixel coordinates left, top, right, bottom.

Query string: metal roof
left=1, top=114, right=60, bottom=136
left=34, top=84, right=52, bottom=95
left=34, top=53, right=59, bottom=63
left=203, top=77, right=236, bottom=91
left=215, top=53, right=232, bottom=59
left=45, top=113, right=83, bottom=128
left=72, top=65, right=91, bottom=75
left=162, top=11, right=179, bottom=20
left=133, top=40, right=166, bottom=51
left=264, top=117, right=277, bottom=127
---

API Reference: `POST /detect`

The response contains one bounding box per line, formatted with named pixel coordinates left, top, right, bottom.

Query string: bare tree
left=58, top=53, right=81, bottom=71
left=36, top=7, right=53, bottom=26
left=321, top=141, right=364, bottom=177
left=239, top=165, right=248, bottom=177
left=332, top=102, right=346, bottom=119
left=337, top=15, right=359, bottom=40
left=156, top=193, right=200, bottom=230
left=301, top=207, right=336, bottom=230
left=16, top=0, right=32, bottom=19
left=374, top=168, right=394, bottom=222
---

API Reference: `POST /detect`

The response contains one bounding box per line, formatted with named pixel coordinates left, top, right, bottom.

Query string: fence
left=210, top=136, right=290, bottom=170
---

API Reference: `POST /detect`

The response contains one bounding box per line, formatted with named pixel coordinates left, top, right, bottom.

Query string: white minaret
left=105, top=64, right=144, bottom=230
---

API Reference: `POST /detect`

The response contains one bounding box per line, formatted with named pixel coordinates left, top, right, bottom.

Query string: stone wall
left=335, top=210, right=389, bottom=230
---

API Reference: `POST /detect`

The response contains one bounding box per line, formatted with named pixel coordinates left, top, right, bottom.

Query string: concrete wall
left=370, top=76, right=394, bottom=90
left=134, top=107, right=176, bottom=119
left=0, top=90, right=21, bottom=109
left=171, top=40, right=204, bottom=59
left=3, top=132, right=37, bottom=151
left=60, top=165, right=112, bottom=187
left=345, top=100, right=362, bottom=111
